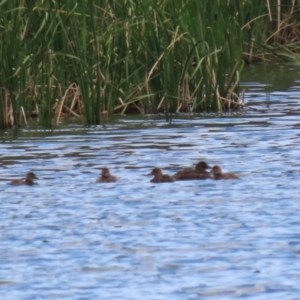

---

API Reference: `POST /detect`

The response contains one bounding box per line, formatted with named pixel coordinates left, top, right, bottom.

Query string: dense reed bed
left=0, top=0, right=300, bottom=128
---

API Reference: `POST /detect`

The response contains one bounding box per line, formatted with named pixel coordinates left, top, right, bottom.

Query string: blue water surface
left=1, top=65, right=300, bottom=300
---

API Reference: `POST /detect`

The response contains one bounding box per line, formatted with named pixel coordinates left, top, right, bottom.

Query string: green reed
left=242, top=0, right=300, bottom=62
left=0, top=0, right=299, bottom=128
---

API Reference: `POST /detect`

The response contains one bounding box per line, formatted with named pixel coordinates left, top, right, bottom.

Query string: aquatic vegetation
left=0, top=0, right=299, bottom=128
left=242, top=0, right=300, bottom=63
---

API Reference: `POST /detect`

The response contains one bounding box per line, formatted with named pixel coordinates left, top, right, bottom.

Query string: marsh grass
left=0, top=0, right=299, bottom=128
left=243, top=0, right=300, bottom=63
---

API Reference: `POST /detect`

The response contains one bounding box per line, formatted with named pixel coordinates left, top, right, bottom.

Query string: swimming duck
left=96, top=167, right=117, bottom=183
left=211, top=165, right=240, bottom=180
left=148, top=168, right=175, bottom=183
left=173, top=161, right=211, bottom=180
left=8, top=172, right=38, bottom=186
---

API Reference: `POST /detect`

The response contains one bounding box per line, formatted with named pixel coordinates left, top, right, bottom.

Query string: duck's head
left=211, top=165, right=222, bottom=175
left=148, top=167, right=162, bottom=177
left=26, top=172, right=37, bottom=180
left=196, top=161, right=211, bottom=171
left=101, top=167, right=111, bottom=177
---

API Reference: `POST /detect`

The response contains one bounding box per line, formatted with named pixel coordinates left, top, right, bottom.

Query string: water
left=1, top=64, right=300, bottom=299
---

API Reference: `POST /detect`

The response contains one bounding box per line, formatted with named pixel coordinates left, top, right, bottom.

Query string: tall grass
left=0, top=0, right=299, bottom=128
left=243, top=0, right=300, bottom=62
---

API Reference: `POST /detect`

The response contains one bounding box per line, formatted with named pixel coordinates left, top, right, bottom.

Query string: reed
left=0, top=0, right=299, bottom=128
left=243, top=0, right=300, bottom=62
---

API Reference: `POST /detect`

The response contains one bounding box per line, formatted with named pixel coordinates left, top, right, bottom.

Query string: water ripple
left=1, top=65, right=300, bottom=299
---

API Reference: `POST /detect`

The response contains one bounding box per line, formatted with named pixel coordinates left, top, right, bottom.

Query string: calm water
left=1, top=64, right=300, bottom=300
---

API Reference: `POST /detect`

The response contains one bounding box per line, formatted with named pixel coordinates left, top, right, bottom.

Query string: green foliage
left=242, top=0, right=300, bottom=62
left=0, top=0, right=298, bottom=128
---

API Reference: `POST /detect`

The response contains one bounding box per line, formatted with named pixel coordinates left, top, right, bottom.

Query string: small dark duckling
left=8, top=172, right=38, bottom=186
left=96, top=167, right=117, bottom=183
left=174, top=161, right=211, bottom=180
left=148, top=168, right=175, bottom=183
left=211, top=165, right=240, bottom=180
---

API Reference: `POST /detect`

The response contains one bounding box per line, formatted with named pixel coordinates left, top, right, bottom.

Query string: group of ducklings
left=147, top=161, right=239, bottom=183
left=97, top=161, right=240, bottom=184
left=7, top=161, right=239, bottom=186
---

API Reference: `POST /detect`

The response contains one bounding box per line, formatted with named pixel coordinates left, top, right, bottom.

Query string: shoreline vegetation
left=1, top=0, right=300, bottom=129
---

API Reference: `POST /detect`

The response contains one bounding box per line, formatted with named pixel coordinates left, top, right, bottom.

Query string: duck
left=173, top=161, right=211, bottom=180
left=8, top=172, right=38, bottom=186
left=96, top=167, right=117, bottom=183
left=211, top=165, right=240, bottom=180
left=148, top=167, right=175, bottom=183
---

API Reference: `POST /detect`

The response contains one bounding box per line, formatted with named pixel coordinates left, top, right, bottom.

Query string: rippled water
left=1, top=65, right=300, bottom=299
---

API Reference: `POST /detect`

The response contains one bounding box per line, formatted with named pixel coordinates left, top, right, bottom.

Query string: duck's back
left=96, top=175, right=117, bottom=183
left=106, top=175, right=117, bottom=182
left=174, top=168, right=211, bottom=180
left=8, top=179, right=35, bottom=186
left=222, top=173, right=240, bottom=180
left=173, top=168, right=194, bottom=180
left=161, top=175, right=175, bottom=182
left=8, top=179, right=25, bottom=186
left=197, top=171, right=211, bottom=179
left=150, top=177, right=161, bottom=183
left=151, top=174, right=174, bottom=183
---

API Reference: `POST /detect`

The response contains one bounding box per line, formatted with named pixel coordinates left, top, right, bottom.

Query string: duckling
left=8, top=172, right=38, bottom=186
left=174, top=161, right=211, bottom=180
left=211, top=165, right=240, bottom=180
left=148, top=168, right=175, bottom=183
left=96, top=167, right=117, bottom=183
